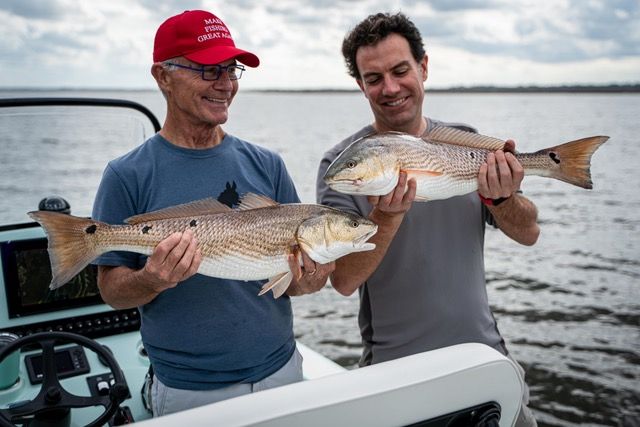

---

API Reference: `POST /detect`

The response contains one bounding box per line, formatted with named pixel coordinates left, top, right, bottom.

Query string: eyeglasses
left=164, top=62, right=245, bottom=81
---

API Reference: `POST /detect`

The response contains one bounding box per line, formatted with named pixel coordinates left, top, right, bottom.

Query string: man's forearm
left=330, top=208, right=405, bottom=296
left=488, top=194, right=540, bottom=246
left=98, top=265, right=161, bottom=309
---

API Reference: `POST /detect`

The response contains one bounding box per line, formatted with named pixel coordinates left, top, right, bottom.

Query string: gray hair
left=161, top=60, right=180, bottom=71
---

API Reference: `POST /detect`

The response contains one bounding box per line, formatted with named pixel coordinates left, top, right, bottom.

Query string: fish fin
left=125, top=198, right=231, bottom=224
left=27, top=211, right=106, bottom=289
left=532, top=136, right=609, bottom=189
left=425, top=126, right=506, bottom=151
left=258, top=271, right=293, bottom=299
left=402, top=168, right=443, bottom=177
left=237, top=193, right=280, bottom=211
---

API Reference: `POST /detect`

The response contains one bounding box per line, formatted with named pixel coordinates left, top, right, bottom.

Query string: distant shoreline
left=1, top=84, right=639, bottom=94
left=252, top=84, right=640, bottom=93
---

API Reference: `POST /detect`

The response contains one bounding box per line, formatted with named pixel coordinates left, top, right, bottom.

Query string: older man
left=93, top=9, right=333, bottom=416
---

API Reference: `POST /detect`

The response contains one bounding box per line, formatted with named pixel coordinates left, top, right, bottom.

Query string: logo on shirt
left=218, top=181, right=240, bottom=207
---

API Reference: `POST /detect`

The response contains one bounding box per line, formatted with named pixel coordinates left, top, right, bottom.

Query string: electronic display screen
left=1, top=237, right=103, bottom=318
left=29, top=350, right=75, bottom=377
left=25, top=345, right=90, bottom=384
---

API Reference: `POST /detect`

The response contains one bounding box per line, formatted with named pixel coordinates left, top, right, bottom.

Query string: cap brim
left=185, top=46, right=260, bottom=68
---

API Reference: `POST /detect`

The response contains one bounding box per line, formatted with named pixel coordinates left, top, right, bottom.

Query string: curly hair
left=342, top=12, right=425, bottom=79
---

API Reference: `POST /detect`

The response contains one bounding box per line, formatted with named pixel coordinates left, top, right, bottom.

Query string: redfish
left=28, top=193, right=377, bottom=298
left=323, top=126, right=608, bottom=201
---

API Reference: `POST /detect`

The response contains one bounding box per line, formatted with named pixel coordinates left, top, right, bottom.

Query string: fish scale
left=103, top=206, right=311, bottom=259
left=393, top=138, right=486, bottom=179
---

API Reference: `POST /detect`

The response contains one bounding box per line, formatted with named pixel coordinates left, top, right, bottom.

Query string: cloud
left=419, top=0, right=498, bottom=11
left=0, top=0, right=68, bottom=20
left=410, top=0, right=640, bottom=64
left=0, top=0, right=637, bottom=89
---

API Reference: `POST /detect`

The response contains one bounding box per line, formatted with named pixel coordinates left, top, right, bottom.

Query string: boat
left=0, top=97, right=523, bottom=426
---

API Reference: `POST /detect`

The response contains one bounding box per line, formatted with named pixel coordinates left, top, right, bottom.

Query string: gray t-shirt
left=316, top=119, right=506, bottom=366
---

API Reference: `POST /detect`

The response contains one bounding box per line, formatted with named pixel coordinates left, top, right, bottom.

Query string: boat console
left=0, top=220, right=152, bottom=426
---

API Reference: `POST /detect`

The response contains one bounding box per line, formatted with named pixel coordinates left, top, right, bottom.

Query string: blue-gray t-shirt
left=92, top=133, right=299, bottom=390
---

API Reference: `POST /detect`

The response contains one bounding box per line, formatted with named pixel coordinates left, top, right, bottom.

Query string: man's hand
left=368, top=171, right=417, bottom=217
left=140, top=229, right=202, bottom=293
left=286, top=248, right=335, bottom=296
left=477, top=139, right=524, bottom=200
left=328, top=171, right=416, bottom=297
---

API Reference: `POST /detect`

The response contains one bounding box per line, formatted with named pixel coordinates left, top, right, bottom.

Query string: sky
left=0, top=0, right=638, bottom=90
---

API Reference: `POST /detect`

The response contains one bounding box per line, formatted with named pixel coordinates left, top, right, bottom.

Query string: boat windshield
left=0, top=98, right=159, bottom=225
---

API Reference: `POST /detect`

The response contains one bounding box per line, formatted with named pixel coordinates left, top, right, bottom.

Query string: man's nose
left=381, top=75, right=401, bottom=96
left=213, top=71, right=234, bottom=89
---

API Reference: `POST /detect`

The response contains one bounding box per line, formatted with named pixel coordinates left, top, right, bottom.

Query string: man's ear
left=151, top=63, right=171, bottom=91
left=421, top=55, right=429, bottom=81
left=356, top=79, right=368, bottom=99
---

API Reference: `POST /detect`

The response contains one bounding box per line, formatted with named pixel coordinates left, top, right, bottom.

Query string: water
left=1, top=90, right=639, bottom=426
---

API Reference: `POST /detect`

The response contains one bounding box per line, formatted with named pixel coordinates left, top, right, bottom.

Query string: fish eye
left=350, top=220, right=359, bottom=228
left=346, top=160, right=357, bottom=169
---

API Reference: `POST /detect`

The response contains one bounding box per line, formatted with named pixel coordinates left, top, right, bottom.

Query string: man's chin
left=378, top=113, right=416, bottom=131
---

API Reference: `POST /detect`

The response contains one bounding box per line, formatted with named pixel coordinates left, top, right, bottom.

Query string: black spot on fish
left=85, top=224, right=97, bottom=234
left=549, top=152, right=561, bottom=164
left=142, top=225, right=152, bottom=234
left=218, top=181, right=240, bottom=208
left=190, top=219, right=197, bottom=227
left=470, top=152, right=475, bottom=159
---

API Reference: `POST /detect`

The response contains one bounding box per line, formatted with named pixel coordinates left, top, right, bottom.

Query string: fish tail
left=529, top=136, right=609, bottom=189
left=27, top=211, right=107, bottom=290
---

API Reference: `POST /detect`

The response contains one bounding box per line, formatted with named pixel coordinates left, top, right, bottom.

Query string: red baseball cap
left=153, top=10, right=259, bottom=67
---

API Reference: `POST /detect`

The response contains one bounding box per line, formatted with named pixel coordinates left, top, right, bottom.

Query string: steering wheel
left=0, top=332, right=129, bottom=427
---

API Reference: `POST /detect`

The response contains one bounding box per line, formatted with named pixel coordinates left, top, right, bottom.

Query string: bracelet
left=478, top=193, right=511, bottom=206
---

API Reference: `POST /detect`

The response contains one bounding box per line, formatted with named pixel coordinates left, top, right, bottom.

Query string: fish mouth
left=324, top=175, right=363, bottom=185
left=325, top=178, right=365, bottom=192
left=353, top=227, right=378, bottom=247
left=327, top=174, right=396, bottom=196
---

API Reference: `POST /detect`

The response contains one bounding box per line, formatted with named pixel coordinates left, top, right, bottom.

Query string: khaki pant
left=150, top=348, right=303, bottom=417
left=508, top=354, right=538, bottom=427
